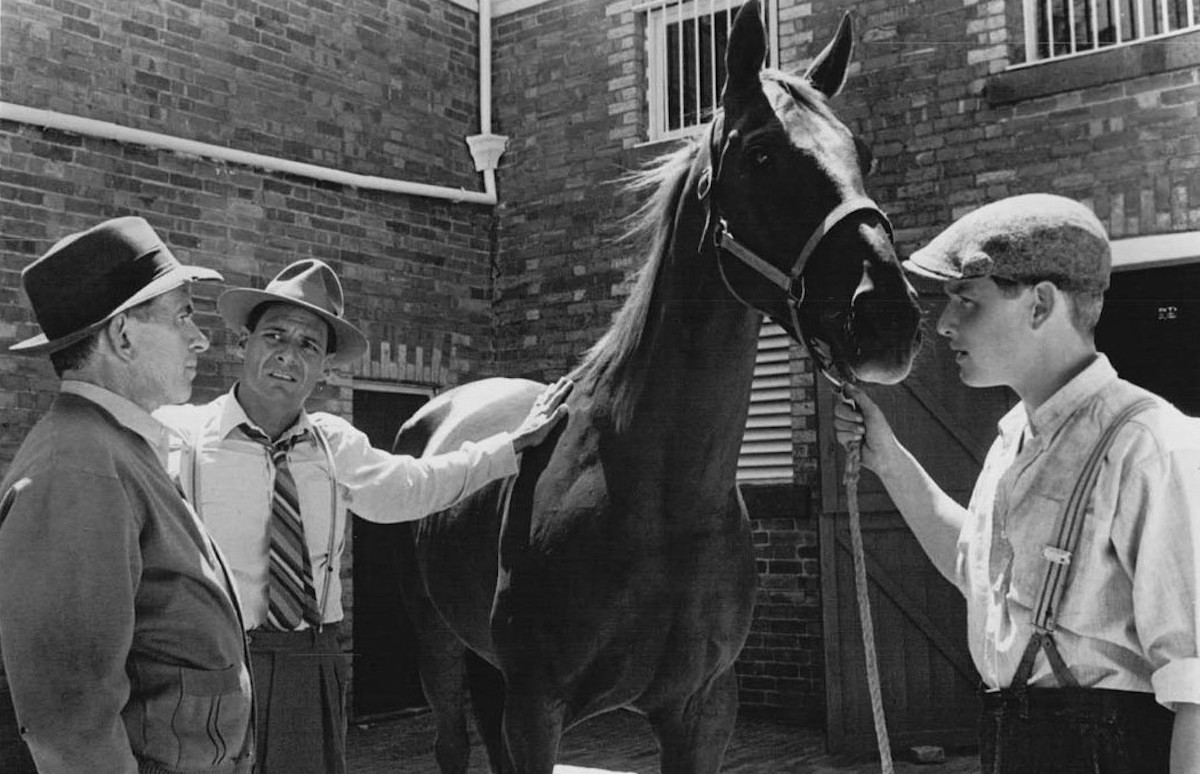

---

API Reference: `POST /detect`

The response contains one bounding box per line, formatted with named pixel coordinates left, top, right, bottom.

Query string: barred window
left=1023, top=0, right=1198, bottom=61
left=640, top=0, right=778, bottom=142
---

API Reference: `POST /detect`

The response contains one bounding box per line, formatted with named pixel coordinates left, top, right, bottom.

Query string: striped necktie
left=241, top=424, right=321, bottom=631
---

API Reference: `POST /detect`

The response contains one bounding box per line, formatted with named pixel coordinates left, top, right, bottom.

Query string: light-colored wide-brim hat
left=11, top=216, right=223, bottom=355
left=217, top=259, right=368, bottom=366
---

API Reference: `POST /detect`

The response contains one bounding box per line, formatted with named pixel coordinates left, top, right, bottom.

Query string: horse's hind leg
left=413, top=614, right=473, bottom=774
left=647, top=668, right=740, bottom=774
left=397, top=526, right=473, bottom=774
left=465, top=649, right=514, bottom=774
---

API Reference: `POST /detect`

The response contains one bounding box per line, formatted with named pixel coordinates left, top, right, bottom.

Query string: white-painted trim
left=352, top=379, right=437, bottom=397
left=494, top=0, right=549, bottom=15
left=1111, top=231, right=1200, bottom=271
left=0, top=102, right=499, bottom=204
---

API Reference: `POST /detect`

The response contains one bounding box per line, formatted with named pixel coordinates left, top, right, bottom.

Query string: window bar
left=1160, top=0, right=1170, bottom=31
left=1115, top=0, right=1124, bottom=42
left=1188, top=0, right=1195, bottom=30
left=694, top=3, right=701, bottom=126
left=1068, top=0, right=1078, bottom=52
left=709, top=0, right=718, bottom=120
left=1044, top=0, right=1056, bottom=57
left=1136, top=0, right=1146, bottom=39
left=676, top=0, right=685, bottom=132
left=1089, top=0, right=1100, bottom=46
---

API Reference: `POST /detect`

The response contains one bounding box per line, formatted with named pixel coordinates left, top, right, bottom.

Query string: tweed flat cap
left=903, top=194, right=1111, bottom=292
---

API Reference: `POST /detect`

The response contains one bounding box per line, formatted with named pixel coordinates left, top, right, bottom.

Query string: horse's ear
left=723, top=0, right=766, bottom=99
left=804, top=12, right=854, bottom=98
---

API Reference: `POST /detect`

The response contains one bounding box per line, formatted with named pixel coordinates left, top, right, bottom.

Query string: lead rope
left=844, top=437, right=894, bottom=773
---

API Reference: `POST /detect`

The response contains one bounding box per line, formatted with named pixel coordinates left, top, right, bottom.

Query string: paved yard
left=348, top=708, right=982, bottom=774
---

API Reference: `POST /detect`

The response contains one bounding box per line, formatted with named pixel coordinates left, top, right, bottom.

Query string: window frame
left=641, top=0, right=779, bottom=143
left=1017, top=0, right=1199, bottom=66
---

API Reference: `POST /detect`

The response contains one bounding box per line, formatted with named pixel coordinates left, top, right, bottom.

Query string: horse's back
left=394, top=376, right=545, bottom=457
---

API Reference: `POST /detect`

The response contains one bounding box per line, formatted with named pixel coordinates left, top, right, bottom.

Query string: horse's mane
left=569, top=71, right=829, bottom=432
left=569, top=139, right=697, bottom=430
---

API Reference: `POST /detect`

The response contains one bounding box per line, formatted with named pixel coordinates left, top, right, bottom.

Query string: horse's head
left=698, top=1, right=920, bottom=385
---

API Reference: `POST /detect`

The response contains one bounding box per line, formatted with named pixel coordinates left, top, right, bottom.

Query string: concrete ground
left=347, top=708, right=982, bottom=774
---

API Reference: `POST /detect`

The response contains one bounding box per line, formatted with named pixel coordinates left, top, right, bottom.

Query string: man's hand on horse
left=511, top=377, right=574, bottom=452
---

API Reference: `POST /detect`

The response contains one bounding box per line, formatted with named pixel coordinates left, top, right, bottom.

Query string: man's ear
left=234, top=327, right=251, bottom=356
left=102, top=313, right=136, bottom=361
left=1030, top=281, right=1058, bottom=329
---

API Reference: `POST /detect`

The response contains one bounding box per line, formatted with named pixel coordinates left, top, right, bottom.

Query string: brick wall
left=0, top=0, right=500, bottom=457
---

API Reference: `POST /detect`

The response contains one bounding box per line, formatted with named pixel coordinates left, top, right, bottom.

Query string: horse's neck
left=617, top=240, right=765, bottom=506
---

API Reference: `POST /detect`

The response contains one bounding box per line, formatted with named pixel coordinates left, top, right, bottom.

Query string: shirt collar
left=997, top=354, right=1118, bottom=441
left=218, top=383, right=312, bottom=445
left=61, top=380, right=175, bottom=467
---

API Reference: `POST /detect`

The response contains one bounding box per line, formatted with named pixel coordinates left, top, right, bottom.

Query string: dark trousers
left=979, top=687, right=1173, bottom=774
left=248, top=625, right=349, bottom=774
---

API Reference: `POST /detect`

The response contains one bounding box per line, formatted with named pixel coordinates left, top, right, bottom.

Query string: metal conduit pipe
left=0, top=3, right=509, bottom=205
left=0, top=101, right=500, bottom=205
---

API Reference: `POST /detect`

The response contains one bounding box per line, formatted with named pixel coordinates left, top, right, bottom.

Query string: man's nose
left=936, top=305, right=954, bottom=338
left=188, top=320, right=210, bottom=353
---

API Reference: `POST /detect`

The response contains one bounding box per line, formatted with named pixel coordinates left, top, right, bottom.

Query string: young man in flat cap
left=156, top=259, right=571, bottom=774
left=0, top=217, right=255, bottom=774
left=835, top=193, right=1200, bottom=773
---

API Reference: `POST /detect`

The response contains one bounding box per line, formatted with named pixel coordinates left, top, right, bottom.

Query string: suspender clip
left=1042, top=546, right=1072, bottom=566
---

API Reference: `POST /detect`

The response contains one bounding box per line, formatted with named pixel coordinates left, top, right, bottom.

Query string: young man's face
left=126, top=285, right=210, bottom=411
left=936, top=276, right=1032, bottom=389
left=238, top=303, right=331, bottom=414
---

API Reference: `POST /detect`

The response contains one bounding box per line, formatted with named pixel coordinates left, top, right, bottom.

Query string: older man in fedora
left=0, top=217, right=255, bottom=774
left=156, top=259, right=571, bottom=774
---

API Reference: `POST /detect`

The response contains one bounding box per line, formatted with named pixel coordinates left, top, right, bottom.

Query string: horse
left=392, top=4, right=921, bottom=772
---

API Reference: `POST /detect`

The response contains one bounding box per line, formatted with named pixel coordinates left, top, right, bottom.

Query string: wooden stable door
left=351, top=387, right=432, bottom=718
left=817, top=291, right=1014, bottom=753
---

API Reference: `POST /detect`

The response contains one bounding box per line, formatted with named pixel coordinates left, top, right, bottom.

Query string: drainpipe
left=466, top=0, right=509, bottom=193
left=0, top=5, right=507, bottom=205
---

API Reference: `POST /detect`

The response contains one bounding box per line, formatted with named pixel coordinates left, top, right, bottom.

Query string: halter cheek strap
left=696, top=119, right=894, bottom=384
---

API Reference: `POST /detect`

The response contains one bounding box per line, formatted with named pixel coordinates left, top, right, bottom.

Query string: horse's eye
left=750, top=149, right=771, bottom=168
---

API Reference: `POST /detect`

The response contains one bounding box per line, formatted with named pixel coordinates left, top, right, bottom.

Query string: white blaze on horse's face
left=712, top=2, right=921, bottom=385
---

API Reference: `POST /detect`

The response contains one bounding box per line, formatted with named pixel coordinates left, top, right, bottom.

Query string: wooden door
left=351, top=387, right=431, bottom=718
left=818, top=291, right=1014, bottom=753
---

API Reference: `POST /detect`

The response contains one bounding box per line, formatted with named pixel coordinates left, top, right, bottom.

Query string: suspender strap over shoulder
left=189, top=422, right=342, bottom=628
left=1012, top=397, right=1158, bottom=690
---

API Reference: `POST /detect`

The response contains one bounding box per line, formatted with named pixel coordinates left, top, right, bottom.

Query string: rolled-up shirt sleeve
left=316, top=414, right=519, bottom=524
left=1121, top=434, right=1200, bottom=710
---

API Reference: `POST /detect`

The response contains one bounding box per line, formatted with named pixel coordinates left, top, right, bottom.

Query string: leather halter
left=696, top=116, right=894, bottom=385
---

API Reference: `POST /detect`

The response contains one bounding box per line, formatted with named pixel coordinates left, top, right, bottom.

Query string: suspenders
left=188, top=422, right=342, bottom=628
left=1011, top=397, right=1158, bottom=690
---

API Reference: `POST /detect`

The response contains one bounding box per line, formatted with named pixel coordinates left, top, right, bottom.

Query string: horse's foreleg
left=647, top=668, right=740, bottom=774
left=499, top=675, right=566, bottom=774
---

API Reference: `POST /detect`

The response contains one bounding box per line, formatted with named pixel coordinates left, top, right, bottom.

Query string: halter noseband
left=697, top=117, right=894, bottom=385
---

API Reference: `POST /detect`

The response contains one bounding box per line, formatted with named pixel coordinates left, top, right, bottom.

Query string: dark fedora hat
left=217, top=259, right=367, bottom=366
left=11, top=216, right=223, bottom=355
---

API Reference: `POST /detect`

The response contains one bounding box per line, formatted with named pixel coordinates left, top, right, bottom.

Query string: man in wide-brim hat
left=156, top=258, right=573, bottom=774
left=0, top=216, right=255, bottom=773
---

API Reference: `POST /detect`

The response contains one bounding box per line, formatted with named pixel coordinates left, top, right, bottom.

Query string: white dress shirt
left=157, top=389, right=518, bottom=629
left=957, top=355, right=1200, bottom=708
